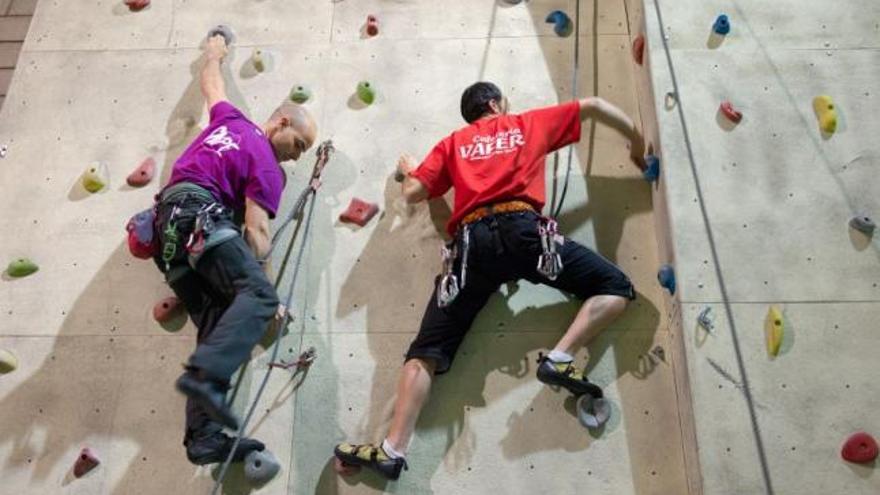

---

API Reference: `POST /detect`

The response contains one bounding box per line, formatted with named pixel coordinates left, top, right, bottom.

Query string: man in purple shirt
left=153, top=34, right=317, bottom=465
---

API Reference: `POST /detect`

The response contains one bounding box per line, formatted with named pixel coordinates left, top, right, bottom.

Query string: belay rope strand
left=549, top=0, right=581, bottom=219
left=211, top=140, right=335, bottom=495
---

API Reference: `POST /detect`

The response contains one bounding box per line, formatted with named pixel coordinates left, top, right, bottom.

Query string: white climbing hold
left=244, top=449, right=281, bottom=486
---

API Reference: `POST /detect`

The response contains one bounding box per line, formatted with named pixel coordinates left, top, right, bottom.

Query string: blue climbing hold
left=643, top=155, right=660, bottom=182
left=658, top=264, right=676, bottom=295
left=545, top=10, right=573, bottom=37
left=713, top=14, right=730, bottom=35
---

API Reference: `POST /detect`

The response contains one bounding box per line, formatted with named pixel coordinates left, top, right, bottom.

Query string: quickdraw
left=537, top=218, right=564, bottom=280
left=437, top=224, right=470, bottom=308
left=161, top=205, right=181, bottom=271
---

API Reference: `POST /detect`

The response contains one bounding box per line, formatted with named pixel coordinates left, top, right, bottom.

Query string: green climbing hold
left=0, top=349, right=17, bottom=373
left=82, top=162, right=108, bottom=193
left=356, top=81, right=375, bottom=105
left=7, top=258, right=38, bottom=278
left=289, top=84, right=311, bottom=104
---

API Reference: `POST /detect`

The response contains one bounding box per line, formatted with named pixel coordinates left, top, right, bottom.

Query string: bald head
left=265, top=101, right=317, bottom=162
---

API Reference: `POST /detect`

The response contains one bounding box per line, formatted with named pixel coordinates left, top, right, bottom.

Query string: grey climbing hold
left=577, top=395, right=611, bottom=429
left=244, top=449, right=281, bottom=486
left=849, top=215, right=875, bottom=236
left=208, top=24, right=235, bottom=45
left=697, top=306, right=714, bottom=332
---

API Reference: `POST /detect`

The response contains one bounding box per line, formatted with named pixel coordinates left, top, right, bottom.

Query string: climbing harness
left=536, top=217, right=563, bottom=280
left=211, top=140, right=335, bottom=495
left=548, top=0, right=581, bottom=219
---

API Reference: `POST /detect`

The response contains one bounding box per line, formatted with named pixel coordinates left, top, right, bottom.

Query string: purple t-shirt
left=168, top=102, right=285, bottom=218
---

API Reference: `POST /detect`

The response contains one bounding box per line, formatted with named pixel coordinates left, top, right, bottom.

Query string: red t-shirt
left=412, top=101, right=582, bottom=236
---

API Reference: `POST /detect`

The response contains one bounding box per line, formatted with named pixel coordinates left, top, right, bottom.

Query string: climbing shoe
left=536, top=355, right=604, bottom=398
left=334, top=442, right=408, bottom=480
left=185, top=430, right=265, bottom=466
left=175, top=371, right=240, bottom=431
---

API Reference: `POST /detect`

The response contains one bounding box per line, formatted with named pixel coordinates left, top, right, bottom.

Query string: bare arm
left=201, top=35, right=229, bottom=109
left=244, top=197, right=272, bottom=268
left=579, top=97, right=646, bottom=169
left=397, top=153, right=429, bottom=204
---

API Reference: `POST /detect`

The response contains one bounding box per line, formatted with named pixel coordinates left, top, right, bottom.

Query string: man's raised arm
left=201, top=35, right=229, bottom=109
left=579, top=97, right=646, bottom=169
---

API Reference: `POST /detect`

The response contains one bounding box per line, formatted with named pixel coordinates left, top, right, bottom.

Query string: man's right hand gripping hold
left=335, top=82, right=644, bottom=480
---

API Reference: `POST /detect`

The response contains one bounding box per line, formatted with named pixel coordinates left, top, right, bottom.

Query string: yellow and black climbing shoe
left=334, top=442, right=408, bottom=480
left=536, top=355, right=604, bottom=398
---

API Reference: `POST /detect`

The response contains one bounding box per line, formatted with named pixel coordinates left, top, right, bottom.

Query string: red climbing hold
left=126, top=157, right=156, bottom=187
left=124, top=0, right=150, bottom=11
left=841, top=432, right=878, bottom=464
left=720, top=101, right=743, bottom=123
left=632, top=34, right=645, bottom=65
left=339, top=198, right=379, bottom=227
left=365, top=15, right=379, bottom=37
left=153, top=296, right=183, bottom=323
left=74, top=447, right=100, bottom=478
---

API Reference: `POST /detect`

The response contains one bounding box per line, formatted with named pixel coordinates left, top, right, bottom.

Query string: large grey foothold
left=577, top=395, right=611, bottom=429
left=244, top=449, right=280, bottom=486
left=208, top=24, right=236, bottom=45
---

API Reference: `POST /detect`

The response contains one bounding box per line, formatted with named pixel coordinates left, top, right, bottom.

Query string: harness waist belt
left=460, top=200, right=535, bottom=227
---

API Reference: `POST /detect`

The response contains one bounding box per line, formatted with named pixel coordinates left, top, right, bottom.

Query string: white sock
left=382, top=439, right=405, bottom=459
left=548, top=349, right=574, bottom=363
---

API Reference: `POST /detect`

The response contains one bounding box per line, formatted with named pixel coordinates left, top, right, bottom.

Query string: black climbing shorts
left=405, top=210, right=635, bottom=374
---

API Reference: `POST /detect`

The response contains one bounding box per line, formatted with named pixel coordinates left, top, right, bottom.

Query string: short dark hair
left=460, top=82, right=503, bottom=123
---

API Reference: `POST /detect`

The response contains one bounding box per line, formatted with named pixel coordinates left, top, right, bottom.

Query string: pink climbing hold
left=124, top=0, right=150, bottom=11
left=74, top=447, right=100, bottom=478
left=841, top=432, right=878, bottom=464
left=365, top=15, right=379, bottom=37
left=632, top=34, right=645, bottom=65
left=720, top=101, right=743, bottom=123
left=126, top=157, right=156, bottom=187
left=339, top=198, right=379, bottom=227
left=153, top=296, right=183, bottom=323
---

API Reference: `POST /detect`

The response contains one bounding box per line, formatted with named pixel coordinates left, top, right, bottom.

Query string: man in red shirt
left=335, top=82, right=645, bottom=479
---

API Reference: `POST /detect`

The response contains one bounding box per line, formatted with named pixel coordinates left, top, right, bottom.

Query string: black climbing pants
left=167, top=238, right=278, bottom=437
left=406, top=210, right=636, bottom=374
left=153, top=186, right=279, bottom=438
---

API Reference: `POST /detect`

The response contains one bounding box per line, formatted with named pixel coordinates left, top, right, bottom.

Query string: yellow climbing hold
left=812, top=95, right=837, bottom=134
left=82, top=162, right=108, bottom=193
left=765, top=305, right=784, bottom=357
left=0, top=349, right=18, bottom=373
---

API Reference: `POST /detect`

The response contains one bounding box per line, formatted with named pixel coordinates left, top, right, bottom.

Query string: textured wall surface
left=0, top=1, right=696, bottom=494
left=634, top=0, right=880, bottom=494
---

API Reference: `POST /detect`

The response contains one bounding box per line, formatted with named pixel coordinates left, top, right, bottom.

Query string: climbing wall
left=631, top=0, right=880, bottom=494
left=0, top=1, right=699, bottom=494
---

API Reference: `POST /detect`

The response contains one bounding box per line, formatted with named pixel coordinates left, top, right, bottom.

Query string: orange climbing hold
left=74, top=447, right=100, bottom=478
left=124, top=0, right=150, bottom=11
left=841, top=432, right=878, bottom=464
left=339, top=198, right=379, bottom=227
left=126, top=157, right=156, bottom=187
left=632, top=34, right=645, bottom=65
left=153, top=296, right=183, bottom=323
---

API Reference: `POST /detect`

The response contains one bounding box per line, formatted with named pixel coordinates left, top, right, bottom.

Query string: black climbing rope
left=647, top=2, right=774, bottom=493
left=210, top=141, right=334, bottom=495
left=549, top=0, right=581, bottom=220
